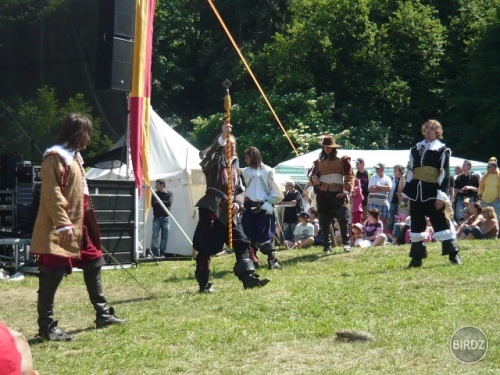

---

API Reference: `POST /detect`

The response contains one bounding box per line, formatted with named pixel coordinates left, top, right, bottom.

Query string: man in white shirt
left=241, top=146, right=284, bottom=269
left=367, top=163, right=392, bottom=231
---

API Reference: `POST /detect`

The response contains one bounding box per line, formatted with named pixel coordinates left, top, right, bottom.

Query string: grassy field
left=0, top=240, right=498, bottom=375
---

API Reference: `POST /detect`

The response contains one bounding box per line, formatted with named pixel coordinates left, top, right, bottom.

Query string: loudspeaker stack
left=96, top=0, right=136, bottom=92
left=88, top=180, right=136, bottom=264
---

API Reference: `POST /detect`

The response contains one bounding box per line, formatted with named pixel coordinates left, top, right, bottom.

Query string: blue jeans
left=282, top=222, right=297, bottom=242
left=152, top=216, right=170, bottom=256
left=387, top=203, right=399, bottom=232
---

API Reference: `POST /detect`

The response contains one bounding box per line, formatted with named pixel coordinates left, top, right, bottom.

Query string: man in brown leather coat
left=309, top=135, right=354, bottom=253
left=31, top=113, right=125, bottom=341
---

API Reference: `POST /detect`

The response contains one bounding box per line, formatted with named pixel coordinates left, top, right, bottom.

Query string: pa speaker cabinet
left=0, top=190, right=14, bottom=205
left=0, top=154, right=23, bottom=189
left=99, top=222, right=135, bottom=264
left=98, top=0, right=136, bottom=39
left=0, top=205, right=15, bottom=229
left=96, top=36, right=134, bottom=92
left=88, top=180, right=136, bottom=264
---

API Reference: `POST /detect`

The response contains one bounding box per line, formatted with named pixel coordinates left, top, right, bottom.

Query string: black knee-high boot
left=442, top=239, right=462, bottom=264
left=233, top=258, right=270, bottom=289
left=260, top=242, right=282, bottom=269
left=37, top=268, right=75, bottom=341
left=408, top=241, right=427, bottom=268
left=82, top=265, right=126, bottom=328
left=195, top=254, right=214, bottom=293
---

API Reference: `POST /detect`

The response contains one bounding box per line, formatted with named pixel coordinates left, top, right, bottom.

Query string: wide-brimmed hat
left=321, top=135, right=342, bottom=148
left=352, top=222, right=363, bottom=232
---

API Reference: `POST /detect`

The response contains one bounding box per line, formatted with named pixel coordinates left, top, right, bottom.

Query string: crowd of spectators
left=278, top=155, right=499, bottom=251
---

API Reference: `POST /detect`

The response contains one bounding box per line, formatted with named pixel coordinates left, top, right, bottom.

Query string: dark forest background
left=0, top=0, right=499, bottom=166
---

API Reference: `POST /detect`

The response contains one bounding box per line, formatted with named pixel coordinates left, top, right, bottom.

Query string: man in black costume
left=402, top=119, right=462, bottom=267
left=192, top=122, right=270, bottom=292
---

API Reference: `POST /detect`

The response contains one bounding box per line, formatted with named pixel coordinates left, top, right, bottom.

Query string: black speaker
left=98, top=0, right=136, bottom=39
left=88, top=180, right=136, bottom=265
left=0, top=154, right=23, bottom=189
left=96, top=36, right=134, bottom=92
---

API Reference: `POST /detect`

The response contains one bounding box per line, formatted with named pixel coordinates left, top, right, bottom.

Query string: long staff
left=222, top=79, right=233, bottom=250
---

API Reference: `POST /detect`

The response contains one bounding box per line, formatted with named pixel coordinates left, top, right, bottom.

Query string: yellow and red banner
left=130, top=0, right=156, bottom=197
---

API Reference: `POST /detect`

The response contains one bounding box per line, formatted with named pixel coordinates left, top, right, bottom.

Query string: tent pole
left=149, top=187, right=193, bottom=246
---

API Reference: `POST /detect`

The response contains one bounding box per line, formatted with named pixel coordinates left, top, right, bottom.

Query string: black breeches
left=410, top=198, right=449, bottom=234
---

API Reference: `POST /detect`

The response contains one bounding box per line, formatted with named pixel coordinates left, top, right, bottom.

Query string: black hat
left=297, top=211, right=310, bottom=219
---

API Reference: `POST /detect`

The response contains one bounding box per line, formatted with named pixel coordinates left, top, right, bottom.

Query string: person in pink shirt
left=351, top=178, right=364, bottom=225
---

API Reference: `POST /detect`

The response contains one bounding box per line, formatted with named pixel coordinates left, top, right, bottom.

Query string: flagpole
left=126, top=92, right=131, bottom=179
left=222, top=79, right=233, bottom=250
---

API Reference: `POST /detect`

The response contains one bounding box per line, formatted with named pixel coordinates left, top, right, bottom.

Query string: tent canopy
left=275, top=149, right=488, bottom=184
left=87, top=109, right=206, bottom=257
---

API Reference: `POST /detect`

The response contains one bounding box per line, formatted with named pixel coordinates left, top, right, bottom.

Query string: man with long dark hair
left=193, top=123, right=269, bottom=292
left=309, top=135, right=354, bottom=253
left=31, top=113, right=126, bottom=342
left=241, top=146, right=283, bottom=269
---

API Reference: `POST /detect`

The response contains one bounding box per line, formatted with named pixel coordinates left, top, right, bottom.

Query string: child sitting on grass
left=350, top=223, right=364, bottom=246
left=285, top=211, right=315, bottom=249
left=353, top=208, right=387, bottom=248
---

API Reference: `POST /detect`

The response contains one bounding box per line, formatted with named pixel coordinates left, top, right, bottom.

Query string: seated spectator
left=0, top=321, right=39, bottom=375
left=350, top=222, right=364, bottom=246
left=392, top=214, right=411, bottom=245
left=457, top=202, right=484, bottom=238
left=456, top=197, right=471, bottom=223
left=285, top=211, right=315, bottom=249
left=461, top=206, right=499, bottom=240
left=353, top=208, right=387, bottom=248
left=308, top=207, right=321, bottom=242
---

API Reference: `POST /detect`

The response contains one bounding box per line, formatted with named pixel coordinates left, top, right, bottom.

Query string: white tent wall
left=275, top=149, right=488, bottom=184
left=87, top=109, right=206, bottom=257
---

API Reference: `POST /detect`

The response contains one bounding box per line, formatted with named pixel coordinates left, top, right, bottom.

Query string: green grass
left=1, top=241, right=499, bottom=374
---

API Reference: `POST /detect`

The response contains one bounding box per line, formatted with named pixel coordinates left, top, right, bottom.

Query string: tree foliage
left=0, top=86, right=112, bottom=161
left=1, top=0, right=499, bottom=165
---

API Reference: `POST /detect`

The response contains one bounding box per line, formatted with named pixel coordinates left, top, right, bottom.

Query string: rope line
left=207, top=0, right=300, bottom=157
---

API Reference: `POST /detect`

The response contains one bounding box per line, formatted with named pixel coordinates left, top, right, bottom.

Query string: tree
left=0, top=86, right=112, bottom=161
left=152, top=0, right=291, bottom=130
left=445, top=2, right=500, bottom=160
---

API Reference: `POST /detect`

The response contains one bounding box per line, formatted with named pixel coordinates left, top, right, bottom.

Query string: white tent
left=87, top=109, right=206, bottom=257
left=275, top=149, right=488, bottom=184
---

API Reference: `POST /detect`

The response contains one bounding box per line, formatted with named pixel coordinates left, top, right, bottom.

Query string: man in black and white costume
left=241, top=146, right=283, bottom=269
left=402, top=119, right=462, bottom=268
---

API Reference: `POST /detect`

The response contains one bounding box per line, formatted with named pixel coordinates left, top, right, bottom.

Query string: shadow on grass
left=281, top=252, right=322, bottom=266
left=162, top=268, right=233, bottom=284
left=350, top=258, right=461, bottom=277
left=111, top=296, right=156, bottom=305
